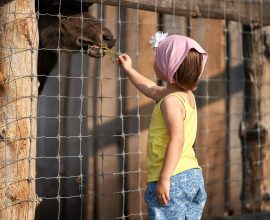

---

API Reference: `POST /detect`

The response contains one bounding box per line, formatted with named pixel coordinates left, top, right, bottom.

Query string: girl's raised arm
left=118, top=54, right=166, bottom=102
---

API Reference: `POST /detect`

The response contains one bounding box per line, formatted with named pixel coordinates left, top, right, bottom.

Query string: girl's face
left=154, top=61, right=167, bottom=82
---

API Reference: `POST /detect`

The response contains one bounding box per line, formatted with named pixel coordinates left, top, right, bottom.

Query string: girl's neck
left=166, top=83, right=189, bottom=94
left=165, top=83, right=195, bottom=107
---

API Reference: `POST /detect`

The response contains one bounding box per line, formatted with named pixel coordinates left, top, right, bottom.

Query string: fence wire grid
left=1, top=0, right=270, bottom=220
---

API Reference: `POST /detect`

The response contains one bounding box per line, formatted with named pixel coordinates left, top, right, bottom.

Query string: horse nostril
left=103, top=34, right=113, bottom=41
left=109, top=39, right=116, bottom=48
left=102, top=34, right=116, bottom=48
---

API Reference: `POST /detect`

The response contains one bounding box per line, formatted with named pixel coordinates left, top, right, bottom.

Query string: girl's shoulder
left=160, top=90, right=195, bottom=110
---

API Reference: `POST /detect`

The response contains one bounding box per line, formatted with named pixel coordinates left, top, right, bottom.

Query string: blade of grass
left=100, top=46, right=120, bottom=57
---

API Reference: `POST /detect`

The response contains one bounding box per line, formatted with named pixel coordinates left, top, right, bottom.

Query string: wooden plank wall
left=193, top=19, right=226, bottom=217
left=227, top=22, right=244, bottom=215
left=88, top=5, right=122, bottom=220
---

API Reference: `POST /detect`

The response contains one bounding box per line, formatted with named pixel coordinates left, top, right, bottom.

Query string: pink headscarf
left=155, top=35, right=208, bottom=83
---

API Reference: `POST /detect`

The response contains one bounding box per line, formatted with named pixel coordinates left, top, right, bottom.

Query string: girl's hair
left=173, top=48, right=202, bottom=91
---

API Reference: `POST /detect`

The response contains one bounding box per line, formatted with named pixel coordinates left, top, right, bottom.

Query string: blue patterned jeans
left=144, top=168, right=207, bottom=220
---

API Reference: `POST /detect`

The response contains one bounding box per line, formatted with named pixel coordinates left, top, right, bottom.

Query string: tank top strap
left=159, top=93, right=187, bottom=115
left=159, top=92, right=196, bottom=113
left=168, top=93, right=186, bottom=103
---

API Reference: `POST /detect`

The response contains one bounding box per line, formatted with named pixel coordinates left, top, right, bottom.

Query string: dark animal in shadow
left=37, top=0, right=116, bottom=93
left=35, top=1, right=116, bottom=220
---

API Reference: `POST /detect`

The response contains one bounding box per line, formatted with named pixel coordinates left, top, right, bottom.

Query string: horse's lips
left=87, top=45, right=103, bottom=58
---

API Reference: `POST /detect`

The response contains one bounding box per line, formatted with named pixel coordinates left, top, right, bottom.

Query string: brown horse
left=35, top=1, right=116, bottom=220
left=37, top=0, right=116, bottom=93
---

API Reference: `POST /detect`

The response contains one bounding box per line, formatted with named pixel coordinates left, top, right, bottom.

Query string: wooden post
left=260, top=26, right=270, bottom=212
left=239, top=24, right=269, bottom=212
left=0, top=0, right=39, bottom=219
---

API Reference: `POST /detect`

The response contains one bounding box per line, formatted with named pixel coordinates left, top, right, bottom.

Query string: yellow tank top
left=147, top=92, right=201, bottom=182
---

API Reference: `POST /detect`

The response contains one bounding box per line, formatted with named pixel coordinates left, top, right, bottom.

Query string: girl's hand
left=117, top=54, right=133, bottom=72
left=156, top=178, right=170, bottom=206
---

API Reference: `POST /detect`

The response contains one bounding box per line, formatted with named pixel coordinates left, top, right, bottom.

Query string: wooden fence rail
left=86, top=0, right=270, bottom=26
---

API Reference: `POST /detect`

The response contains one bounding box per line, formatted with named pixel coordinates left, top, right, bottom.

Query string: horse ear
left=51, top=0, right=61, bottom=14
left=49, top=0, right=93, bottom=15
left=82, top=2, right=93, bottom=11
left=72, top=1, right=93, bottom=12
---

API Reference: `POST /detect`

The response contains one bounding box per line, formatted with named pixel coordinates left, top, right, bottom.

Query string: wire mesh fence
left=1, top=0, right=270, bottom=220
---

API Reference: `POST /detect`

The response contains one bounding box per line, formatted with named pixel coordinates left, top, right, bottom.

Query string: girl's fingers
left=118, top=54, right=125, bottom=63
left=165, top=192, right=170, bottom=205
left=117, top=56, right=122, bottom=61
left=157, top=194, right=164, bottom=205
left=157, top=193, right=169, bottom=206
left=119, top=54, right=128, bottom=60
left=162, top=196, right=167, bottom=206
left=117, top=57, right=124, bottom=65
left=118, top=54, right=130, bottom=66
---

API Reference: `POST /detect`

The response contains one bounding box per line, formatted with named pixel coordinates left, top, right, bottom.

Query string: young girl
left=117, top=33, right=208, bottom=220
